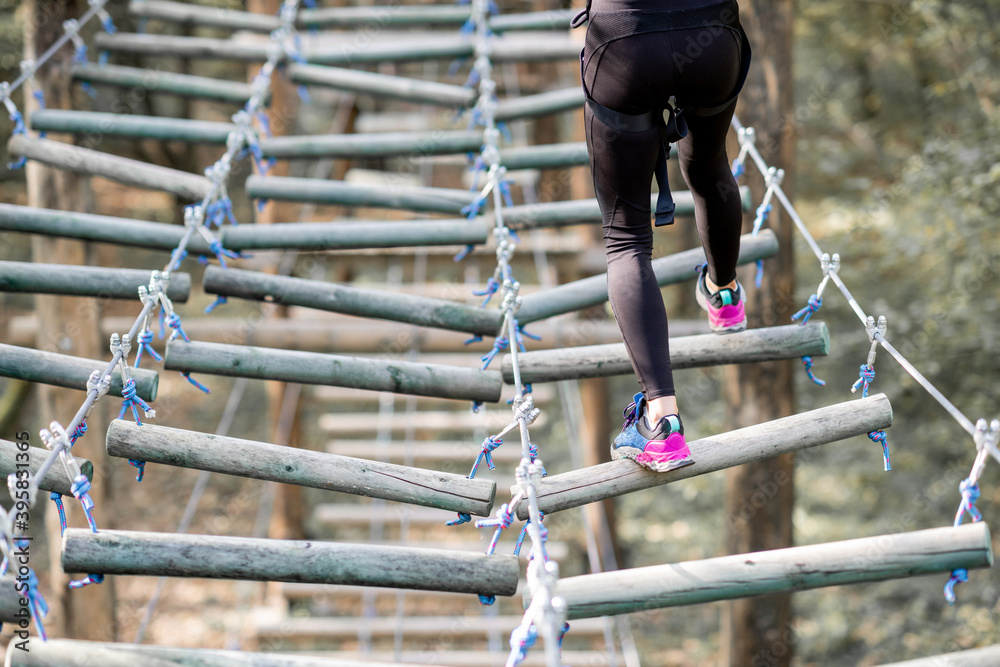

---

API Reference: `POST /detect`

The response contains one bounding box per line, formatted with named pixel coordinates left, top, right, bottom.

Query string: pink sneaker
left=611, top=393, right=694, bottom=473
left=695, top=265, right=747, bottom=334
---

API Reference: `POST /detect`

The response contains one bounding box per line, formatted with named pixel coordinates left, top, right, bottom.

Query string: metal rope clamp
left=83, top=369, right=111, bottom=421
left=732, top=126, right=756, bottom=176
left=817, top=252, right=840, bottom=298
left=974, top=418, right=1000, bottom=474
left=851, top=315, right=886, bottom=397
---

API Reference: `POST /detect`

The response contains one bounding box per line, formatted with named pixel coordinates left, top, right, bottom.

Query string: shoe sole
left=611, top=446, right=696, bottom=473
left=696, top=280, right=748, bottom=334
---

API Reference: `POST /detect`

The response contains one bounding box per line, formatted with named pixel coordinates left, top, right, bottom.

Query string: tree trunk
left=25, top=0, right=118, bottom=640
left=722, top=1, right=796, bottom=666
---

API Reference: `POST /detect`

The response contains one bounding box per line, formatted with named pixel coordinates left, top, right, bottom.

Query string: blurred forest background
left=0, top=0, right=998, bottom=665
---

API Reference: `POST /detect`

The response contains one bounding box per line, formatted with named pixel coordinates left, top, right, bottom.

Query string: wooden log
left=0, top=343, right=157, bottom=402
left=0, top=203, right=488, bottom=252
left=163, top=340, right=502, bottom=403
left=515, top=393, right=893, bottom=519
left=501, top=323, right=830, bottom=383
left=500, top=141, right=589, bottom=171
left=879, top=646, right=1000, bottom=667
left=288, top=63, right=476, bottom=107
left=262, top=130, right=483, bottom=159
left=502, top=186, right=751, bottom=230
left=106, top=420, right=494, bottom=515
left=0, top=261, right=189, bottom=302
left=544, top=523, right=992, bottom=619
left=222, top=219, right=490, bottom=251
left=130, top=0, right=574, bottom=33
left=61, top=529, right=521, bottom=596
left=203, top=266, right=501, bottom=335
left=0, top=439, right=94, bottom=496
left=5, top=638, right=456, bottom=667
left=494, top=87, right=584, bottom=122
left=30, top=109, right=235, bottom=143
left=245, top=175, right=475, bottom=214
left=71, top=63, right=256, bottom=103
left=516, top=230, right=778, bottom=324
left=255, top=614, right=607, bottom=640
left=7, top=135, right=212, bottom=201
left=0, top=578, right=24, bottom=624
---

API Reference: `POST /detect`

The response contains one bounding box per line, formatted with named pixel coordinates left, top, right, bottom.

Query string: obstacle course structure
left=0, top=0, right=996, bottom=664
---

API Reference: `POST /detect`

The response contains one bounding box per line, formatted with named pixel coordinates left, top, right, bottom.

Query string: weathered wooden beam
left=94, top=30, right=578, bottom=65
left=494, top=87, right=584, bottom=122
left=0, top=343, right=157, bottom=402
left=516, top=230, right=778, bottom=325
left=0, top=578, right=25, bottom=625
left=71, top=63, right=256, bottom=103
left=263, top=130, right=483, bottom=159
left=222, top=218, right=491, bottom=251
left=502, top=322, right=829, bottom=383
left=30, top=109, right=235, bottom=143
left=106, top=421, right=494, bottom=515
left=545, top=523, right=992, bottom=619
left=6, top=135, right=212, bottom=201
left=0, top=261, right=189, bottom=302
left=0, top=439, right=93, bottom=496
left=0, top=203, right=489, bottom=252
left=203, top=266, right=501, bottom=336
left=163, top=340, right=502, bottom=403
left=288, top=63, right=476, bottom=107
left=129, top=0, right=575, bottom=33
left=515, top=393, right=893, bottom=519
left=6, top=638, right=453, bottom=666
left=245, top=175, right=475, bottom=214
left=502, top=186, right=752, bottom=230
left=879, top=645, right=1000, bottom=666
left=61, top=529, right=521, bottom=596
left=500, top=141, right=589, bottom=171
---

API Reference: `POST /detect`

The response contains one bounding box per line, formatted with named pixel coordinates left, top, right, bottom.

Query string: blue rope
left=944, top=568, right=968, bottom=605
left=791, top=294, right=823, bottom=325
left=134, top=329, right=162, bottom=368
left=128, top=458, right=145, bottom=482
left=473, top=276, right=501, bottom=307
left=23, top=568, right=48, bottom=640
left=731, top=159, right=745, bottom=178
left=168, top=247, right=188, bottom=272
left=446, top=512, right=471, bottom=527
left=69, top=420, right=88, bottom=445
left=954, top=478, right=982, bottom=526
left=868, top=430, right=890, bottom=471
left=6, top=109, right=26, bottom=170
left=71, top=474, right=98, bottom=532
left=480, top=335, right=510, bottom=370
left=470, top=436, right=502, bottom=478
left=166, top=313, right=190, bottom=342
left=50, top=492, right=67, bottom=536
left=181, top=372, right=211, bottom=394
left=204, top=295, right=228, bottom=313
left=801, top=356, right=826, bottom=386
left=118, top=377, right=153, bottom=424
left=507, top=622, right=538, bottom=667
left=476, top=503, right=515, bottom=556
left=851, top=364, right=875, bottom=398
left=69, top=573, right=105, bottom=589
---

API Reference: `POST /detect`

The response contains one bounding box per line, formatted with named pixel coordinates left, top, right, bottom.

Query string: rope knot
left=470, top=436, right=503, bottom=478
left=851, top=364, right=875, bottom=398
left=166, top=312, right=190, bottom=343
left=867, top=429, right=890, bottom=471
left=801, top=356, right=826, bottom=386
left=945, top=568, right=968, bottom=605
left=955, top=478, right=982, bottom=525
left=128, top=458, right=146, bottom=482
left=791, top=294, right=823, bottom=324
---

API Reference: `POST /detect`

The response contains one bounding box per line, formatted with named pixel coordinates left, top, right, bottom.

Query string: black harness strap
left=574, top=0, right=752, bottom=226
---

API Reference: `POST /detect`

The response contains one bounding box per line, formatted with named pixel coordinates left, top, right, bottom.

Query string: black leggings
left=584, top=9, right=745, bottom=400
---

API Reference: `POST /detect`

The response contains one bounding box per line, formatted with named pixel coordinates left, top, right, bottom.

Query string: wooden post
left=723, top=3, right=797, bottom=664
left=0, top=262, right=190, bottom=301
left=61, top=529, right=521, bottom=596
left=25, top=0, right=117, bottom=640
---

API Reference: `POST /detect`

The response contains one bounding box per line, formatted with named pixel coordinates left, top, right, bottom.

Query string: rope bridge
left=0, top=0, right=996, bottom=665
